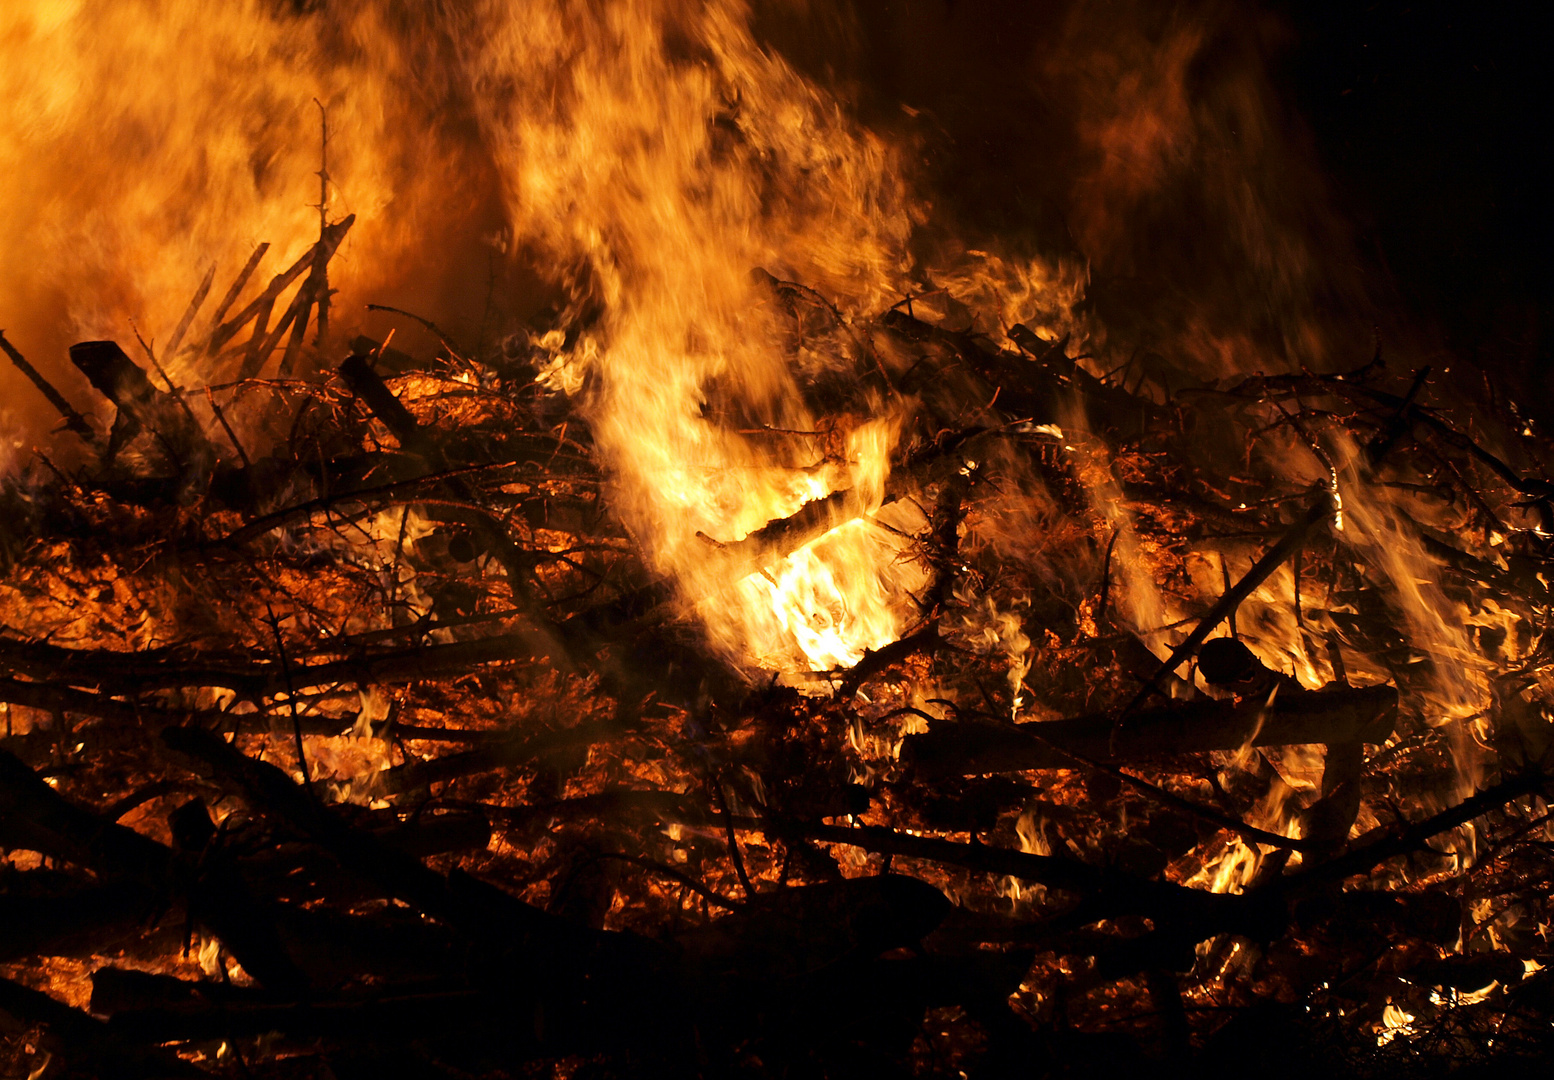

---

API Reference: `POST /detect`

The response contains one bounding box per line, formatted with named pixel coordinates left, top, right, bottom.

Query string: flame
left=0, top=0, right=1514, bottom=697
left=0, top=0, right=963, bottom=672
left=462, top=0, right=932, bottom=671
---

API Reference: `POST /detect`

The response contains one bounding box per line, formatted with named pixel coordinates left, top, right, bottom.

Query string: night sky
left=1277, top=0, right=1551, bottom=396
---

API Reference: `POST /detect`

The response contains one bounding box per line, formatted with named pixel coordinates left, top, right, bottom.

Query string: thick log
left=785, top=819, right=1275, bottom=937
left=161, top=726, right=650, bottom=962
left=0, top=976, right=204, bottom=1079
left=68, top=339, right=213, bottom=471
left=104, top=988, right=497, bottom=1047
left=0, top=879, right=161, bottom=963
left=356, top=806, right=492, bottom=857
left=160, top=725, right=698, bottom=1062
left=479, top=787, right=1268, bottom=939
left=901, top=683, right=1397, bottom=778
left=0, top=631, right=540, bottom=697
left=0, top=750, right=306, bottom=993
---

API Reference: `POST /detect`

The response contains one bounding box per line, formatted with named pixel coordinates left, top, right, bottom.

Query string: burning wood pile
left=1, top=211, right=1551, bottom=1078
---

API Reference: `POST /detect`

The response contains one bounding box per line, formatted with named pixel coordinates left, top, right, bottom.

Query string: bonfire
left=1, top=2, right=1549, bottom=1078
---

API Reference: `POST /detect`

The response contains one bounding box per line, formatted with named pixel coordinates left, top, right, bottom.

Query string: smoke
left=757, top=0, right=1389, bottom=380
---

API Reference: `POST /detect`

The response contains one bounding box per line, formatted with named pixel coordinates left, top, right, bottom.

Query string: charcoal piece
left=1197, top=637, right=1261, bottom=684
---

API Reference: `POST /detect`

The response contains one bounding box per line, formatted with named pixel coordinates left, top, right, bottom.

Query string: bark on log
left=0, top=880, right=161, bottom=963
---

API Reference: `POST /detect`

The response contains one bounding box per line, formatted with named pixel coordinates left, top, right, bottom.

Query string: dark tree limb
left=0, top=749, right=306, bottom=993
left=0, top=975, right=206, bottom=1079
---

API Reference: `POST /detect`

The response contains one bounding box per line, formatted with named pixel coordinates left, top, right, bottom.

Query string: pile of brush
left=1, top=239, right=1551, bottom=1078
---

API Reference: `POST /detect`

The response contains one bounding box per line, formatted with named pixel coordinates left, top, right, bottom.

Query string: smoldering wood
left=3, top=255, right=1551, bottom=1076
left=784, top=820, right=1283, bottom=942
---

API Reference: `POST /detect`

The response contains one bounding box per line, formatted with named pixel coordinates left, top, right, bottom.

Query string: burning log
left=902, top=683, right=1397, bottom=777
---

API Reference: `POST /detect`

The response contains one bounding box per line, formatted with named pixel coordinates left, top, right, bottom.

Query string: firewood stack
left=1, top=239, right=1551, bottom=1078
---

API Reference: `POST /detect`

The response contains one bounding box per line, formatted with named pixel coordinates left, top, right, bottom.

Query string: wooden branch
left=1277, top=769, right=1551, bottom=893
left=234, top=212, right=352, bottom=381
left=163, top=262, right=216, bottom=361
left=201, top=241, right=269, bottom=342
left=784, top=819, right=1278, bottom=937
left=205, top=217, right=352, bottom=358
left=378, top=717, right=634, bottom=794
left=0, top=330, right=95, bottom=439
left=0, top=631, right=539, bottom=697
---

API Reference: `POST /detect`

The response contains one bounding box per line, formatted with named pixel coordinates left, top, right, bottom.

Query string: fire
left=3, top=0, right=1049, bottom=674
left=3, top=2, right=1551, bottom=1074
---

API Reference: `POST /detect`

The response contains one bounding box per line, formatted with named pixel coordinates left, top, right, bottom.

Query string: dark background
left=759, top=0, right=1550, bottom=398
left=1276, top=0, right=1551, bottom=394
